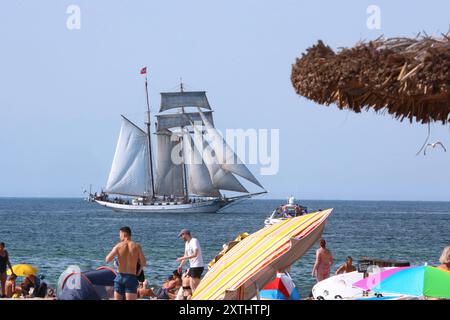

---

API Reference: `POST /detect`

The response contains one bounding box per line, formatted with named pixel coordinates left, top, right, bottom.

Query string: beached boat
left=264, top=196, right=308, bottom=226
left=91, top=77, right=266, bottom=213
left=193, top=209, right=333, bottom=300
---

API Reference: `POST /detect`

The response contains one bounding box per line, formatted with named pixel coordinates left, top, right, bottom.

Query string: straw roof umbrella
left=291, top=34, right=450, bottom=124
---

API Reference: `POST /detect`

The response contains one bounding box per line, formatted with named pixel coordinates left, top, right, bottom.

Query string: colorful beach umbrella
left=192, top=209, right=332, bottom=300
left=259, top=272, right=300, bottom=300
left=353, top=266, right=450, bottom=299
left=7, top=264, right=38, bottom=277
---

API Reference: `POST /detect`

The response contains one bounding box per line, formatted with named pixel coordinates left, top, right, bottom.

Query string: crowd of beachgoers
left=1, top=228, right=449, bottom=300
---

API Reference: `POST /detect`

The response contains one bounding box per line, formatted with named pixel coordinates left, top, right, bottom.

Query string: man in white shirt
left=177, top=229, right=204, bottom=294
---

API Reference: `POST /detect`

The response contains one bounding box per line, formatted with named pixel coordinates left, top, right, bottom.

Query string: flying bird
left=424, top=141, right=447, bottom=155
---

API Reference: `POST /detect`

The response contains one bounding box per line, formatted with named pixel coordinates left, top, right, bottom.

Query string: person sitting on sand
left=154, top=270, right=182, bottom=300
left=20, top=274, right=40, bottom=297
left=33, top=279, right=48, bottom=298
left=105, top=226, right=147, bottom=301
left=137, top=279, right=155, bottom=299
left=47, top=288, right=56, bottom=298
left=312, top=239, right=334, bottom=282
left=335, top=256, right=357, bottom=275
left=5, top=274, right=19, bottom=298
left=437, top=246, right=450, bottom=271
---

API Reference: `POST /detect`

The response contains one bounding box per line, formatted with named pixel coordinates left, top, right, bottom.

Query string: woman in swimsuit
left=312, top=239, right=334, bottom=282
left=0, top=242, right=15, bottom=298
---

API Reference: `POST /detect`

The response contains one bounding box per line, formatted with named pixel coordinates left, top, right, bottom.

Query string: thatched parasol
left=291, top=34, right=450, bottom=124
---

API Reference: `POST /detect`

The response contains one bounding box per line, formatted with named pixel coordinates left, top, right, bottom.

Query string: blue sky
left=0, top=0, right=449, bottom=200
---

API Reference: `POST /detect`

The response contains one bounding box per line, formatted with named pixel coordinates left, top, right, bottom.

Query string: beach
left=1, top=198, right=448, bottom=298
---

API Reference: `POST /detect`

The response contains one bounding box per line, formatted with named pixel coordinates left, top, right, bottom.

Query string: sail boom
left=225, top=191, right=268, bottom=201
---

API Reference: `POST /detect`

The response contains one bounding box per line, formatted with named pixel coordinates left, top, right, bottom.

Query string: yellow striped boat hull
left=192, top=209, right=333, bottom=300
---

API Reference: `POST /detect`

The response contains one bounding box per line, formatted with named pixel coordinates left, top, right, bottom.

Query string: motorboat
left=264, top=196, right=308, bottom=226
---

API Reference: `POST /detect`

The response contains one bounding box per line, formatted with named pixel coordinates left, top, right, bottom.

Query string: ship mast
left=180, top=80, right=189, bottom=200
left=144, top=71, right=156, bottom=198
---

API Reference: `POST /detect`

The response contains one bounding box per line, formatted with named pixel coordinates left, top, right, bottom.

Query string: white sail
left=182, top=129, right=220, bottom=197
left=155, top=129, right=184, bottom=197
left=160, top=91, right=211, bottom=112
left=191, top=123, right=249, bottom=193
left=197, top=109, right=264, bottom=189
left=105, top=116, right=152, bottom=196
left=156, top=111, right=214, bottom=130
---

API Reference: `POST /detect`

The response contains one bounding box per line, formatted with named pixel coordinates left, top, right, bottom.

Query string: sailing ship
left=92, top=76, right=266, bottom=213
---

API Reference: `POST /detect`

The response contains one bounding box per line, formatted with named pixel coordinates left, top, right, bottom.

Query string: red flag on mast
left=140, top=67, right=147, bottom=75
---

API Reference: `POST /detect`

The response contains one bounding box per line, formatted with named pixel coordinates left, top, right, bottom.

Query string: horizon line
left=0, top=196, right=449, bottom=203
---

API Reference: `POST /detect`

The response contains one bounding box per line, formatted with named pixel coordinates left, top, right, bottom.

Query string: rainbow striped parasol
left=353, top=266, right=450, bottom=299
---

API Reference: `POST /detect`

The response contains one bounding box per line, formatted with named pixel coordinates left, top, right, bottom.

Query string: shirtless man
left=312, top=239, right=334, bottom=282
left=335, top=256, right=357, bottom=275
left=106, top=226, right=146, bottom=300
left=137, top=280, right=155, bottom=299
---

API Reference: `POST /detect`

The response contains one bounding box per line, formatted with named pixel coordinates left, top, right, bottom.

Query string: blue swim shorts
left=114, top=273, right=139, bottom=296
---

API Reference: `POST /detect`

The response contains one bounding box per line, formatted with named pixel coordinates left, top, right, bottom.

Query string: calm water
left=0, top=198, right=449, bottom=297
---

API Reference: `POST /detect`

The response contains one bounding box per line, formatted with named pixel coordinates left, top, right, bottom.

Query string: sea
left=0, top=198, right=449, bottom=297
